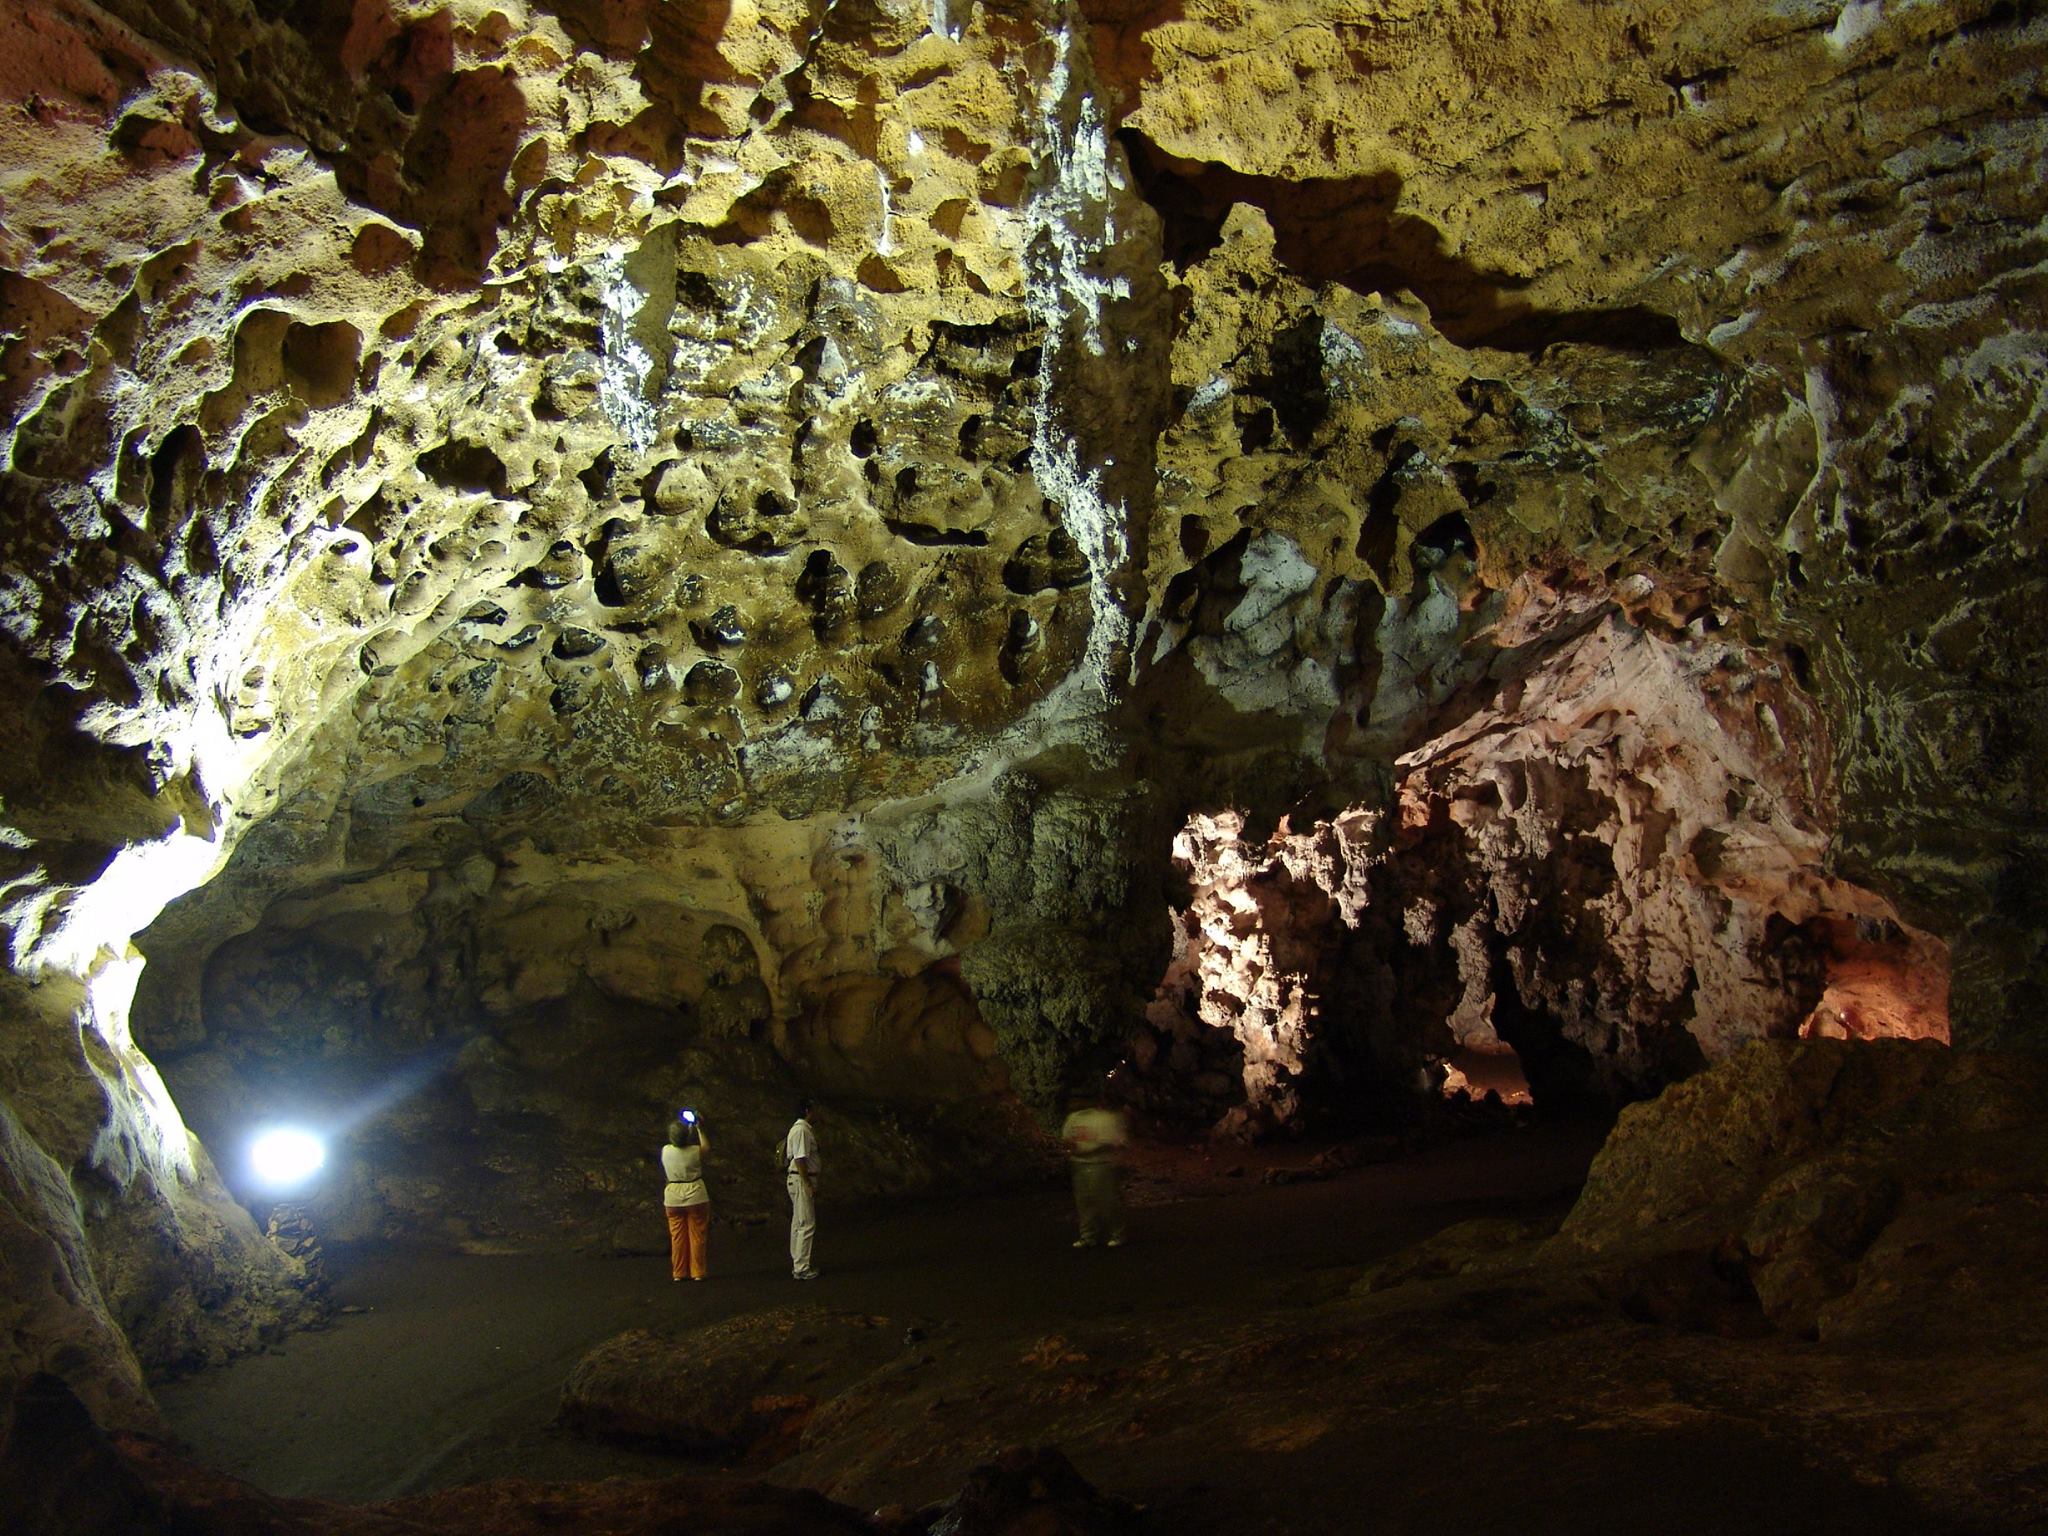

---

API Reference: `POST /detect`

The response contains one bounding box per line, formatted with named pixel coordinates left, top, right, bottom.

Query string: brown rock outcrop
left=1558, top=1038, right=2048, bottom=1344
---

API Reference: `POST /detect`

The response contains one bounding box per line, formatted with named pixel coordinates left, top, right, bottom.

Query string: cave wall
left=1142, top=583, right=1951, bottom=1131
left=0, top=0, right=2042, bottom=1423
left=1092, top=0, right=2048, bottom=1038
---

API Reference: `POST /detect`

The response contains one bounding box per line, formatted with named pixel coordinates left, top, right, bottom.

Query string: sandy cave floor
left=152, top=1123, right=1994, bottom=1535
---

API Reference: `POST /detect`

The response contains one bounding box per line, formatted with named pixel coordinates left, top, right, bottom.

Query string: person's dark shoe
left=793, top=1269, right=820, bottom=1280
left=1072, top=1239, right=1097, bottom=1248
left=1106, top=1237, right=1124, bottom=1248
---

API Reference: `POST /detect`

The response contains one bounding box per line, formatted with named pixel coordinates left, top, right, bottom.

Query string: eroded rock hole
left=1140, top=605, right=1951, bottom=1137
left=281, top=320, right=361, bottom=409
left=550, top=627, right=606, bottom=661
left=690, top=603, right=748, bottom=649
left=708, top=487, right=806, bottom=553
left=797, top=551, right=853, bottom=638
left=419, top=439, right=510, bottom=497
left=1003, top=528, right=1090, bottom=593
left=683, top=658, right=740, bottom=704
left=146, top=424, right=206, bottom=524
left=1411, top=511, right=1476, bottom=571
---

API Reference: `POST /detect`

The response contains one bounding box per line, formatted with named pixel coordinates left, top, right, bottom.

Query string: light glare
left=250, top=1127, right=326, bottom=1189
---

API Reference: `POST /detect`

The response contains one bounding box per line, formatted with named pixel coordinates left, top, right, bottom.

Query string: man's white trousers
left=787, top=1172, right=816, bottom=1276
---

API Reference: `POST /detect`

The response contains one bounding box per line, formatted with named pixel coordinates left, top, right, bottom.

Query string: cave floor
left=155, top=1122, right=2014, bottom=1535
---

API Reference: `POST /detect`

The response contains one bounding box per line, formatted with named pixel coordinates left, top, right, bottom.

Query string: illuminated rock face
left=0, top=0, right=2043, bottom=1422
left=1146, top=585, right=1950, bottom=1130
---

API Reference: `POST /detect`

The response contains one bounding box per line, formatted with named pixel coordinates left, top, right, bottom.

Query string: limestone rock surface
left=1558, top=1039, right=2048, bottom=1343
left=1140, top=586, right=1949, bottom=1126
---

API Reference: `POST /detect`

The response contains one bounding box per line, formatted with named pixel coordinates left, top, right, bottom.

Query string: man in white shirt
left=785, top=1100, right=820, bottom=1279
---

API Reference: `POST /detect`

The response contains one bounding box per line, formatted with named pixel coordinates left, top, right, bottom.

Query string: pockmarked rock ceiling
left=0, top=0, right=2042, bottom=1424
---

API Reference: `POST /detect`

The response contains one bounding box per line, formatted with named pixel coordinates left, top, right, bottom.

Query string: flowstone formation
left=0, top=0, right=2043, bottom=1434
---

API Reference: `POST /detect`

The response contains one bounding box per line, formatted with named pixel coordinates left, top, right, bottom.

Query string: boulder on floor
left=561, top=1307, right=907, bottom=1458
left=920, top=1446, right=1144, bottom=1536
left=1556, top=1040, right=2048, bottom=1341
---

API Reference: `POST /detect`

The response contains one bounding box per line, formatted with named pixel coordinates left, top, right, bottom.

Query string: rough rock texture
left=136, top=848, right=1039, bottom=1247
left=1109, top=0, right=2048, bottom=1046
left=0, top=966, right=320, bottom=1428
left=1558, top=1038, right=2048, bottom=1344
left=561, top=1308, right=906, bottom=1458
left=760, top=1044, right=2048, bottom=1533
left=0, top=0, right=2043, bottom=1431
left=4, top=1370, right=1131, bottom=1536
left=1141, top=585, right=1951, bottom=1127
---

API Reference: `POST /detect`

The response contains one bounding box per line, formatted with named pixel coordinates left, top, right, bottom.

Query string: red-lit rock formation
left=1145, top=585, right=1949, bottom=1126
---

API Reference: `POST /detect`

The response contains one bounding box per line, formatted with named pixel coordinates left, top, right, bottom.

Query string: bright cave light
left=249, top=1127, right=327, bottom=1191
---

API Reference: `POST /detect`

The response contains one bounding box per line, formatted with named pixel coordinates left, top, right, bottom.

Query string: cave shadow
left=1118, top=127, right=1684, bottom=354
left=1076, top=0, right=1193, bottom=111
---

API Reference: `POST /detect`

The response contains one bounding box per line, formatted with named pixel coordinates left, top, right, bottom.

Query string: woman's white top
left=662, top=1143, right=708, bottom=1207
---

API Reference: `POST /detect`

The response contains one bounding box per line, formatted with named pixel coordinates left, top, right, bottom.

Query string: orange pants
left=666, top=1203, right=709, bottom=1280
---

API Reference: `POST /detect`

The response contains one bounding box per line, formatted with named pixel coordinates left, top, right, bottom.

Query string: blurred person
left=662, top=1111, right=712, bottom=1281
left=1060, top=1091, right=1128, bottom=1248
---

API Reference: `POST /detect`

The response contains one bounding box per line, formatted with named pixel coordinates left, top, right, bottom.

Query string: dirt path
left=156, top=1124, right=1604, bottom=1503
